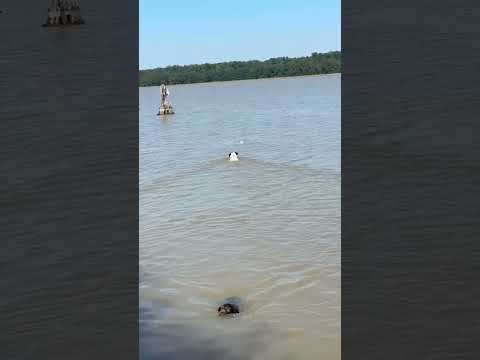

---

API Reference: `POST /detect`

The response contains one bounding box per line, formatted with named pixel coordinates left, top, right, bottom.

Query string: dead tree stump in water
left=42, top=0, right=85, bottom=27
left=158, top=84, right=175, bottom=115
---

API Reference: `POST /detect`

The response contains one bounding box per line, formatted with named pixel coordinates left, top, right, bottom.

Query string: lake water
left=139, top=74, right=340, bottom=360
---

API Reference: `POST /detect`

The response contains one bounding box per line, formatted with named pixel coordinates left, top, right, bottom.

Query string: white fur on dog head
left=228, top=152, right=239, bottom=161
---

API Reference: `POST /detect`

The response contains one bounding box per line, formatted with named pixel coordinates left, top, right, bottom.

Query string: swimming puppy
left=218, top=303, right=239, bottom=316
left=218, top=297, right=244, bottom=316
left=228, top=152, right=239, bottom=161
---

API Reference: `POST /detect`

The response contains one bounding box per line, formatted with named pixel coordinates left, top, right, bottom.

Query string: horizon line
left=139, top=49, right=341, bottom=71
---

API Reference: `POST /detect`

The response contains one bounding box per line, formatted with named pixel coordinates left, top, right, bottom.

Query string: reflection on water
left=140, top=74, right=340, bottom=360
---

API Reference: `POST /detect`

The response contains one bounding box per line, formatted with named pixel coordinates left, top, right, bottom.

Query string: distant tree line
left=139, top=51, right=340, bottom=86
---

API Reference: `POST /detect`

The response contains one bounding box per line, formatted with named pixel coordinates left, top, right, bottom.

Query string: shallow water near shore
left=140, top=74, right=340, bottom=360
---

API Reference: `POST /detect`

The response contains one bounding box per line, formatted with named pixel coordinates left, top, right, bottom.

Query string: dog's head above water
left=228, top=152, right=239, bottom=161
left=217, top=303, right=239, bottom=316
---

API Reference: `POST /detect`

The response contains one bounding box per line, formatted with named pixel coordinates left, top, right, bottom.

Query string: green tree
left=139, top=51, right=341, bottom=86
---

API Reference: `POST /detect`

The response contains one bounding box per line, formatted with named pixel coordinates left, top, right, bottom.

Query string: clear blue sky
left=140, top=0, right=340, bottom=70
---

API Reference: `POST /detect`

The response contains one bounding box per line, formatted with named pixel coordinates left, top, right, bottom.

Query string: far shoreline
left=139, top=72, right=341, bottom=88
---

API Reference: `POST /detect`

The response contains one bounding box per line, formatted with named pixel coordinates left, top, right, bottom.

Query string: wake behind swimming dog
left=228, top=152, right=239, bottom=161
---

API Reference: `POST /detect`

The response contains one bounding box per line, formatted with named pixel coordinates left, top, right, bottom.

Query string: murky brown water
left=140, top=74, right=340, bottom=360
left=1, top=1, right=139, bottom=357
